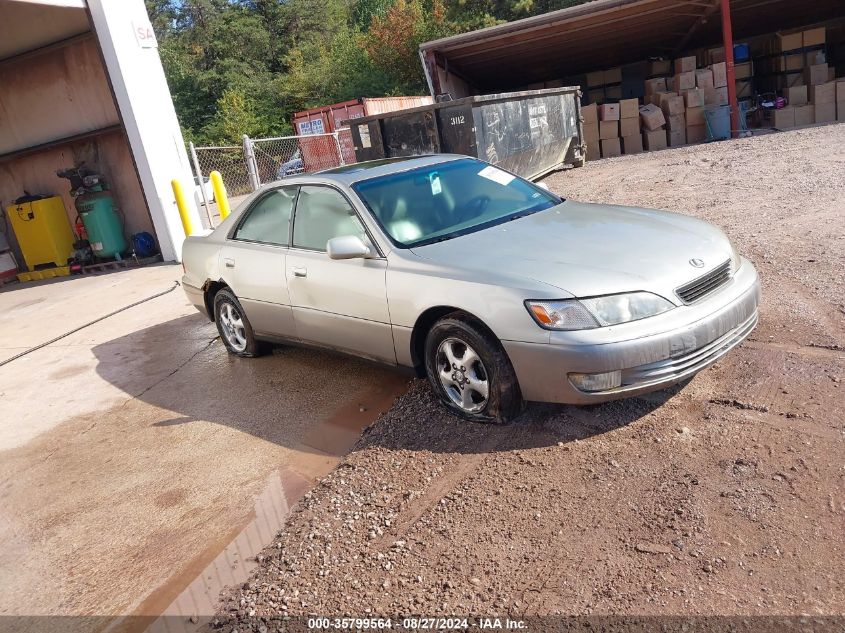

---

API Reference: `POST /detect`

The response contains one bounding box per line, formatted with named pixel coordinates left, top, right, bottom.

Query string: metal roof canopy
left=419, top=0, right=845, bottom=93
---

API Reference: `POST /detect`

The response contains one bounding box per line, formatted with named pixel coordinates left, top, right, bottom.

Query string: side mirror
left=327, top=235, right=371, bottom=260
left=536, top=182, right=550, bottom=191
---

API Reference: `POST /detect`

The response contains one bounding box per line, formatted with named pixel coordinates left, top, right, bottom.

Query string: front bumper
left=503, top=260, right=761, bottom=404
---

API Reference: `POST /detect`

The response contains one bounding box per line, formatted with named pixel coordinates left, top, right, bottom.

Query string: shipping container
left=293, top=96, right=435, bottom=167
left=292, top=96, right=435, bottom=136
left=343, top=87, right=585, bottom=181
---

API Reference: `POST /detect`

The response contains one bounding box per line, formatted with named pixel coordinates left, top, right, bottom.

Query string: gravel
left=211, top=124, right=844, bottom=629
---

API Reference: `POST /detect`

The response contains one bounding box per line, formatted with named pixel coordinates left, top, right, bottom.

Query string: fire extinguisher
left=75, top=214, right=87, bottom=240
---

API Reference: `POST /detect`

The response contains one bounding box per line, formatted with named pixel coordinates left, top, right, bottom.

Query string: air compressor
left=57, top=164, right=127, bottom=261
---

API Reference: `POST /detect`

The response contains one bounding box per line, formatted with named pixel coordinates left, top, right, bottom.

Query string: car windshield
left=351, top=158, right=561, bottom=248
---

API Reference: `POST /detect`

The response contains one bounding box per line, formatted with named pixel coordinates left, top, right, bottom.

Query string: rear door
left=219, top=186, right=298, bottom=339
left=285, top=185, right=395, bottom=363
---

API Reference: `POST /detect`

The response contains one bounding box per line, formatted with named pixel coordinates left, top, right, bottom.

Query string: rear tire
left=213, top=288, right=266, bottom=357
left=424, top=314, right=524, bottom=424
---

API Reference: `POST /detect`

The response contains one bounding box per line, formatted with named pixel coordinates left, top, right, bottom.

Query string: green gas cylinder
left=76, top=191, right=127, bottom=259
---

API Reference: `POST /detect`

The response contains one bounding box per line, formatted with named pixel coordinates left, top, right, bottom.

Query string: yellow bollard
left=209, top=171, right=231, bottom=220
left=171, top=179, right=194, bottom=237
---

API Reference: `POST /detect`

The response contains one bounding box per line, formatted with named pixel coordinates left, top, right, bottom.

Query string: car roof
left=272, top=154, right=470, bottom=188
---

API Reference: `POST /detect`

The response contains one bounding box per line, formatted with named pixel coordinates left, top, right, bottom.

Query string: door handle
left=292, top=266, right=307, bottom=278
left=224, top=258, right=235, bottom=268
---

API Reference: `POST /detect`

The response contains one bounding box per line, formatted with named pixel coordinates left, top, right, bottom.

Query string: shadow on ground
left=92, top=312, right=686, bottom=456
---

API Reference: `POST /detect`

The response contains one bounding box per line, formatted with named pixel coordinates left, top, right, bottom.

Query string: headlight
left=526, top=292, right=674, bottom=330
left=730, top=243, right=742, bottom=273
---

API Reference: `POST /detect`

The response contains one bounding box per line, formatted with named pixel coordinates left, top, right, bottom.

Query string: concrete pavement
left=0, top=264, right=409, bottom=627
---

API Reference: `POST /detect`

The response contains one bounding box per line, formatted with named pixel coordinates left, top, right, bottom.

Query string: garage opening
left=420, top=0, right=845, bottom=159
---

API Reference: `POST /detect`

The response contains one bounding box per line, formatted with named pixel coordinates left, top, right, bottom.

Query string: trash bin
left=344, top=87, right=585, bottom=181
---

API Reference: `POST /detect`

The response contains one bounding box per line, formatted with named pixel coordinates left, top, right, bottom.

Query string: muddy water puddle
left=106, top=372, right=409, bottom=633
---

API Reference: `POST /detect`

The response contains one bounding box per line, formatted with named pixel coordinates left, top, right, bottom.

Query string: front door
left=286, top=185, right=395, bottom=363
left=219, top=187, right=297, bottom=338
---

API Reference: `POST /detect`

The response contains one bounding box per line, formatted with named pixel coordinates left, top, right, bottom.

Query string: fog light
left=569, top=370, right=622, bottom=392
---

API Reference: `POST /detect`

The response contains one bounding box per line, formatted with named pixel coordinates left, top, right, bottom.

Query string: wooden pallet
left=81, top=254, right=162, bottom=274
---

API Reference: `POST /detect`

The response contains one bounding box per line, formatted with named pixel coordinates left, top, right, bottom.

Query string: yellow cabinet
left=7, top=196, right=75, bottom=271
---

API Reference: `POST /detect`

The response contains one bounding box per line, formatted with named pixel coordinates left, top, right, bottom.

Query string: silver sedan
left=182, top=155, right=760, bottom=423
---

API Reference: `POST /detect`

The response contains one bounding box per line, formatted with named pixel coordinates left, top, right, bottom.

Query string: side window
left=292, top=186, right=369, bottom=252
left=234, top=188, right=296, bottom=246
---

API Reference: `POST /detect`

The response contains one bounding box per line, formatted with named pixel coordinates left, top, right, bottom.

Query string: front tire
left=424, top=314, right=524, bottom=424
left=213, top=288, right=266, bottom=357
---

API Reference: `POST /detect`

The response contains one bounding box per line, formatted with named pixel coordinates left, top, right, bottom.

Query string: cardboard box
left=599, top=119, right=619, bottom=140
left=786, top=85, right=808, bottom=105
left=805, top=50, right=826, bottom=67
left=588, top=89, right=605, bottom=104
left=585, top=141, right=601, bottom=162
left=620, top=116, right=640, bottom=137
left=829, top=67, right=836, bottom=82
left=599, top=103, right=620, bottom=120
left=582, top=122, right=599, bottom=144
left=649, top=60, right=671, bottom=76
left=695, top=69, right=714, bottom=89
left=639, top=104, right=666, bottom=131
left=805, top=63, right=828, bottom=86
left=649, top=91, right=671, bottom=107
left=734, top=61, right=753, bottom=79
left=810, top=82, right=836, bottom=104
left=794, top=104, right=814, bottom=127
left=803, top=27, right=825, bottom=47
left=715, top=86, right=729, bottom=105
left=619, top=98, right=640, bottom=119
left=686, top=124, right=706, bottom=144
left=711, top=62, right=727, bottom=88
left=659, top=93, right=685, bottom=116
left=604, top=67, right=622, bottom=84
left=675, top=71, right=695, bottom=91
left=643, top=128, right=667, bottom=151
left=708, top=47, right=725, bottom=64
left=777, top=31, right=803, bottom=52
left=674, top=56, right=696, bottom=74
left=621, top=133, right=643, bottom=155
left=772, top=106, right=795, bottom=129
left=686, top=106, right=705, bottom=126
left=736, top=81, right=752, bottom=99
left=777, top=54, right=804, bottom=72
left=600, top=137, right=622, bottom=158
left=586, top=71, right=604, bottom=87
left=837, top=81, right=845, bottom=101
left=703, top=87, right=718, bottom=106
left=815, top=102, right=835, bottom=123
left=667, top=126, right=686, bottom=147
left=645, top=77, right=667, bottom=94
left=665, top=114, right=685, bottom=131
left=837, top=100, right=845, bottom=122
left=682, top=88, right=705, bottom=108
left=581, top=103, right=598, bottom=126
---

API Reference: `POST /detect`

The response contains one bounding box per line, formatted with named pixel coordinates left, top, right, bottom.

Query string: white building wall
left=87, top=0, right=201, bottom=262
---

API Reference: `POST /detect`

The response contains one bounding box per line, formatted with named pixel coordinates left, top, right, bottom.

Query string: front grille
left=675, top=259, right=731, bottom=304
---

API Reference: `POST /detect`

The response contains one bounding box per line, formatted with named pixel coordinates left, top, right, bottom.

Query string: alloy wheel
left=219, top=302, right=247, bottom=352
left=436, top=337, right=489, bottom=413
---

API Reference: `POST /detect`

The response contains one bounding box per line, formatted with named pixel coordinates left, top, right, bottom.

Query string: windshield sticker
left=430, top=173, right=442, bottom=195
left=478, top=164, right=515, bottom=186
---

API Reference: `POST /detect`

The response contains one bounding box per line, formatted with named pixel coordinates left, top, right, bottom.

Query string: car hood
left=409, top=200, right=733, bottom=301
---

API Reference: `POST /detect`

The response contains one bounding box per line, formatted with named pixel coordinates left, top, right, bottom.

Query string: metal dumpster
left=343, top=87, right=585, bottom=181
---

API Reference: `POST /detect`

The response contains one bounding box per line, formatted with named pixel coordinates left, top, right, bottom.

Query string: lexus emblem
left=689, top=258, right=705, bottom=268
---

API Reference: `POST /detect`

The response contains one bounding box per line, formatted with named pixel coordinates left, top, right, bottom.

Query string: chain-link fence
left=189, top=131, right=353, bottom=227
left=251, top=132, right=346, bottom=185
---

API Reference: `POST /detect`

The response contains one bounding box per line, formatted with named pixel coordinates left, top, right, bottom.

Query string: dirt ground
left=212, top=125, right=845, bottom=628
